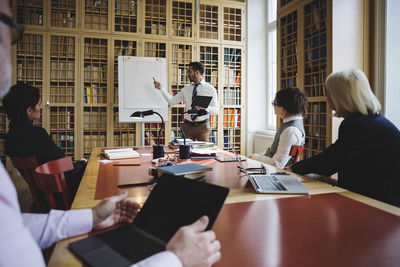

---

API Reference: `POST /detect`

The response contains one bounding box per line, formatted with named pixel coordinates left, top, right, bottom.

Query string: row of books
left=172, top=46, right=192, bottom=62
left=305, top=47, right=327, bottom=62
left=84, top=65, right=106, bottom=81
left=83, top=110, right=107, bottom=129
left=281, top=52, right=298, bottom=68
left=113, top=133, right=136, bottom=147
left=223, top=87, right=241, bottom=105
left=305, top=35, right=326, bottom=51
left=18, top=12, right=43, bottom=26
left=308, top=102, right=327, bottom=113
left=50, top=110, right=74, bottom=129
left=204, top=70, right=218, bottom=87
left=209, top=130, right=217, bottom=144
left=305, top=114, right=327, bottom=126
left=115, top=23, right=137, bottom=33
left=223, top=129, right=240, bottom=151
left=199, top=31, right=218, bottom=40
left=200, top=52, right=218, bottom=64
left=305, top=125, right=326, bottom=139
left=209, top=115, right=217, bottom=128
left=50, top=37, right=75, bottom=56
left=51, top=11, right=75, bottom=28
left=87, top=0, right=108, bottom=9
left=304, top=73, right=327, bottom=97
left=224, top=48, right=241, bottom=64
left=171, top=22, right=192, bottom=37
left=50, top=61, right=74, bottom=80
left=144, top=131, right=165, bottom=146
left=171, top=67, right=187, bottom=84
left=84, top=85, right=106, bottom=104
left=114, top=45, right=136, bottom=57
left=144, top=42, right=166, bottom=58
left=16, top=62, right=43, bottom=80
left=281, top=77, right=298, bottom=89
left=223, top=67, right=241, bottom=86
left=305, top=137, right=326, bottom=151
left=115, top=1, right=137, bottom=16
left=50, top=89, right=75, bottom=104
left=83, top=135, right=106, bottom=154
left=223, top=109, right=241, bottom=128
left=84, top=44, right=107, bottom=56
left=51, top=132, right=74, bottom=153
left=146, top=23, right=167, bottom=35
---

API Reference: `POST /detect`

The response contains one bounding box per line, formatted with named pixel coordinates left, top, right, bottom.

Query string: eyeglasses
left=271, top=101, right=278, bottom=107
left=0, top=13, right=25, bottom=44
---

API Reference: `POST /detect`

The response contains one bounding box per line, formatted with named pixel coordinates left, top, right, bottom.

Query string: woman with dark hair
left=248, top=88, right=307, bottom=169
left=3, top=83, right=86, bottom=201
left=291, top=69, right=400, bottom=207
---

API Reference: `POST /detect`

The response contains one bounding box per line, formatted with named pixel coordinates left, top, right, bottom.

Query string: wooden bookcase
left=278, top=0, right=332, bottom=159
left=6, top=0, right=246, bottom=168
left=278, top=0, right=370, bottom=160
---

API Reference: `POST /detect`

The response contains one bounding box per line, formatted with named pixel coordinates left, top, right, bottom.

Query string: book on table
left=154, top=163, right=212, bottom=180
left=103, top=148, right=140, bottom=160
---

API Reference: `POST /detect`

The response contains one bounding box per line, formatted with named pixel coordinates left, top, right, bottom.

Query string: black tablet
left=191, top=95, right=212, bottom=108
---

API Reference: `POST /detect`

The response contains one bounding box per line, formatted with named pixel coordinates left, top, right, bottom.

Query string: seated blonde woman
left=249, top=88, right=307, bottom=169
left=291, top=69, right=400, bottom=207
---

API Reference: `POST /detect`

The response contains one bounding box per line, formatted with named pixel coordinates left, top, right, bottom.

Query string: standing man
left=154, top=61, right=219, bottom=142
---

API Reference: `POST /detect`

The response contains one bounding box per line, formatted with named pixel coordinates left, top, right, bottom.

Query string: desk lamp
left=130, top=110, right=164, bottom=159
left=178, top=109, right=199, bottom=159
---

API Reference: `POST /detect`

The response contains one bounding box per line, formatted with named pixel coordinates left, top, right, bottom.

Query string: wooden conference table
left=48, top=147, right=400, bottom=267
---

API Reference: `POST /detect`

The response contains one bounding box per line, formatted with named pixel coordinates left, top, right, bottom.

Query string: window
left=266, top=0, right=277, bottom=130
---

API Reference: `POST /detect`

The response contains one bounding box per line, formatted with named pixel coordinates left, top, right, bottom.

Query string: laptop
left=69, top=174, right=229, bottom=267
left=232, top=146, right=309, bottom=195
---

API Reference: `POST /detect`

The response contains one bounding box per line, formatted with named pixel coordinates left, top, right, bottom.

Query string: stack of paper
left=103, top=148, right=140, bottom=160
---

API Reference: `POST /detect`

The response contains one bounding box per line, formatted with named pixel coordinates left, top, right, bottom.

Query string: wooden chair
left=289, top=145, right=305, bottom=164
left=10, top=155, right=47, bottom=212
left=33, top=156, right=74, bottom=210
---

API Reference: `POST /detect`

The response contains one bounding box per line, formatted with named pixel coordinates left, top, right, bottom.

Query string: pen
left=113, top=163, right=141, bottom=166
left=118, top=181, right=155, bottom=188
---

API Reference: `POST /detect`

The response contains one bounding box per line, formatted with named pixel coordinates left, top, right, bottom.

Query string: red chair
left=289, top=145, right=304, bottom=164
left=10, top=156, right=47, bottom=212
left=34, top=156, right=74, bottom=210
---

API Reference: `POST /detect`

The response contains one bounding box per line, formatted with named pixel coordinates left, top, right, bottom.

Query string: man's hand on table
left=92, top=192, right=141, bottom=230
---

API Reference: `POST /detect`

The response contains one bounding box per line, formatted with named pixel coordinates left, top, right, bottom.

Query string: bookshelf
left=278, top=0, right=331, bottom=159
left=199, top=4, right=219, bottom=40
left=50, top=0, right=76, bottom=28
left=17, top=0, right=44, bottom=26
left=9, top=0, right=246, bottom=167
left=171, top=1, right=193, bottom=38
left=84, top=0, right=109, bottom=31
left=15, top=32, right=44, bottom=127
left=48, top=35, right=77, bottom=157
left=144, top=0, right=167, bottom=36
left=200, top=45, right=219, bottom=144
left=114, top=0, right=138, bottom=33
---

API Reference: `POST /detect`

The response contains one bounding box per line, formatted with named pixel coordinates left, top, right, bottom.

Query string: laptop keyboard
left=97, top=225, right=165, bottom=263
left=252, top=175, right=287, bottom=191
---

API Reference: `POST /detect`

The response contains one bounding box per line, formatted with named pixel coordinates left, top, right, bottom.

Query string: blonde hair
left=324, top=68, right=381, bottom=118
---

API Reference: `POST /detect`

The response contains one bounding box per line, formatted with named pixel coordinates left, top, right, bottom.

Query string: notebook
left=191, top=95, right=212, bottom=108
left=234, top=146, right=309, bottom=195
left=69, top=174, right=229, bottom=267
